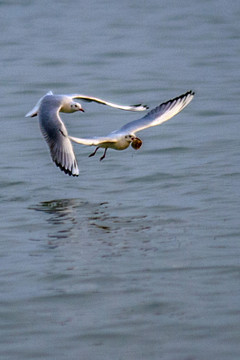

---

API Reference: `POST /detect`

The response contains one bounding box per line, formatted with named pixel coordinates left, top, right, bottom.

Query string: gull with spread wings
left=25, top=91, right=148, bottom=118
left=64, top=90, right=195, bottom=162
left=26, top=91, right=148, bottom=176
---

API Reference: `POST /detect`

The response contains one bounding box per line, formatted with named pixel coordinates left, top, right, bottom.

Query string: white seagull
left=26, top=91, right=148, bottom=176
left=25, top=91, right=148, bottom=118
left=65, top=90, right=195, bottom=162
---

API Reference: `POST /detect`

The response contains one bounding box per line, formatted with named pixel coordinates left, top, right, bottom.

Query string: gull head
left=60, top=98, right=85, bottom=113
left=70, top=101, right=85, bottom=113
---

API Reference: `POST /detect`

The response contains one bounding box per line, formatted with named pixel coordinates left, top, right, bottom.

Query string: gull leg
left=100, top=148, right=107, bottom=161
left=89, top=147, right=99, bottom=158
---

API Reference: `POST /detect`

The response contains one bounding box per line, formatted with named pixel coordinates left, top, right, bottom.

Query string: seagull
left=25, top=91, right=148, bottom=118
left=64, top=91, right=195, bottom=162
left=26, top=91, right=148, bottom=176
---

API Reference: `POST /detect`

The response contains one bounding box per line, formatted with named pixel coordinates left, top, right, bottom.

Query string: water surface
left=0, top=1, right=240, bottom=359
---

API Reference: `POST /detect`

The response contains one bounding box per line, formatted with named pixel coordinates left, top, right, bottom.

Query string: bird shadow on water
left=29, top=198, right=104, bottom=248
left=31, top=198, right=88, bottom=226
left=29, top=197, right=180, bottom=255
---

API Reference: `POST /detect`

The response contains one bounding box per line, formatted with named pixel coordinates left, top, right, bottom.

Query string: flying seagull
left=65, top=91, right=195, bottom=162
left=26, top=91, right=148, bottom=176
left=25, top=91, right=148, bottom=118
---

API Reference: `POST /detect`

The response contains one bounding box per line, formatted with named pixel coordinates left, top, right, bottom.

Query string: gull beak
left=79, top=108, right=85, bottom=112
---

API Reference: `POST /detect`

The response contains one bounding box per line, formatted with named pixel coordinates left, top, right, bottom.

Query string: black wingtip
left=180, top=90, right=195, bottom=98
left=161, top=90, right=195, bottom=106
left=175, top=90, right=195, bottom=98
left=132, top=104, right=149, bottom=110
left=55, top=162, right=79, bottom=177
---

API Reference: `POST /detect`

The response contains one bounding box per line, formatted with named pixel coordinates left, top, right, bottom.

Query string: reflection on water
left=29, top=199, right=90, bottom=248
left=31, top=198, right=87, bottom=224
left=29, top=198, right=182, bottom=257
left=30, top=198, right=145, bottom=241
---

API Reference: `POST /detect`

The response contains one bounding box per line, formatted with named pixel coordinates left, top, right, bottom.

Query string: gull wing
left=25, top=91, right=53, bottom=117
left=70, top=94, right=148, bottom=112
left=68, top=135, right=118, bottom=147
left=39, top=113, right=79, bottom=176
left=119, top=90, right=195, bottom=135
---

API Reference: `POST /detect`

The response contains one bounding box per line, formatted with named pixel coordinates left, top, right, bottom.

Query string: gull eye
left=71, top=103, right=78, bottom=109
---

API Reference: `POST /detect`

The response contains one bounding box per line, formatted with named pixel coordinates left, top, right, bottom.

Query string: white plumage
left=26, top=91, right=148, bottom=176
left=67, top=90, right=195, bottom=162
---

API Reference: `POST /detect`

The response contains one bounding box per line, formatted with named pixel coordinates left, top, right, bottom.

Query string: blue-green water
left=1, top=1, right=240, bottom=359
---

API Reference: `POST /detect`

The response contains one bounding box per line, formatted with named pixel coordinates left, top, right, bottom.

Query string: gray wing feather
left=39, top=105, right=79, bottom=176
left=25, top=91, right=53, bottom=117
left=68, top=135, right=118, bottom=146
left=70, top=94, right=148, bottom=112
left=119, top=91, right=195, bottom=134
